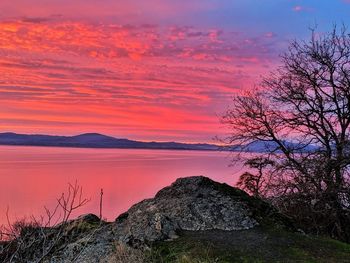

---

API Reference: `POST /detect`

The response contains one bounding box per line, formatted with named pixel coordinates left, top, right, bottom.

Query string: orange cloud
left=0, top=19, right=281, bottom=142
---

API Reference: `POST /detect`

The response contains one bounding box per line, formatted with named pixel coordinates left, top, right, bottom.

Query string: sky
left=1, top=1, right=350, bottom=143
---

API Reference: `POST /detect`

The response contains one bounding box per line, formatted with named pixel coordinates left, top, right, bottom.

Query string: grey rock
left=113, top=176, right=266, bottom=244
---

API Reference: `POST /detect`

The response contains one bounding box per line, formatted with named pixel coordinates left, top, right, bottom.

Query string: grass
left=106, top=242, right=146, bottom=263
left=146, top=227, right=350, bottom=263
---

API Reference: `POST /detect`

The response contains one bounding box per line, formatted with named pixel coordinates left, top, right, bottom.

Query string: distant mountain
left=0, top=132, right=222, bottom=151
left=230, top=140, right=318, bottom=153
left=0, top=132, right=318, bottom=152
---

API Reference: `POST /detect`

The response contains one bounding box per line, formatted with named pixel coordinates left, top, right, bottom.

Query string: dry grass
left=106, top=241, right=146, bottom=263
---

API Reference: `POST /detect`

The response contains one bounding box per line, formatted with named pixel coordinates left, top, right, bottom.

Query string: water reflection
left=0, top=146, right=245, bottom=224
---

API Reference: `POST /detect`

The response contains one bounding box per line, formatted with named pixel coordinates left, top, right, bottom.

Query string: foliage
left=236, top=157, right=275, bottom=197
left=147, top=228, right=350, bottom=263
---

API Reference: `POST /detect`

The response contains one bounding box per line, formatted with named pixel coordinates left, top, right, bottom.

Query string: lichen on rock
left=113, top=176, right=277, bottom=245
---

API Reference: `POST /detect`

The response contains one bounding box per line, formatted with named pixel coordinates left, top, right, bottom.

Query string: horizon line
left=0, top=131, right=222, bottom=146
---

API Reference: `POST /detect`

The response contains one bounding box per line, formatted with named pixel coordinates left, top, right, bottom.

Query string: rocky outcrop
left=1, top=176, right=291, bottom=262
left=114, top=176, right=261, bottom=244
left=112, top=176, right=291, bottom=247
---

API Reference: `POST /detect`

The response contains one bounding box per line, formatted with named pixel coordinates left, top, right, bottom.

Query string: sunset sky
left=1, top=1, right=350, bottom=142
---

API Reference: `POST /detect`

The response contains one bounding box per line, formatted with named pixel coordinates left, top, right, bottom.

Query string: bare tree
left=0, top=181, right=90, bottom=262
left=236, top=157, right=275, bottom=197
left=222, top=26, right=350, bottom=242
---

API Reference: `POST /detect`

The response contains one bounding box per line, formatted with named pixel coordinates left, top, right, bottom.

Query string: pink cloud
left=293, top=5, right=303, bottom=12
left=264, top=32, right=275, bottom=38
left=0, top=19, right=282, bottom=142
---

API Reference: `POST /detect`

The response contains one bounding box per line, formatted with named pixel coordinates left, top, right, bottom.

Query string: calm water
left=0, top=146, right=245, bottom=224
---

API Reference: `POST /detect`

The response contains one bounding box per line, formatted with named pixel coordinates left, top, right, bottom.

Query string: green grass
left=146, top=227, right=350, bottom=263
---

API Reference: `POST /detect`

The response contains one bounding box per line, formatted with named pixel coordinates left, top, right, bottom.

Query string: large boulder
left=114, top=176, right=289, bottom=245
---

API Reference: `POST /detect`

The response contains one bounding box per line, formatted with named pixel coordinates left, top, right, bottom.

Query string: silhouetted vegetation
left=223, top=25, right=350, bottom=242
left=236, top=157, right=275, bottom=198
left=0, top=181, right=92, bottom=262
